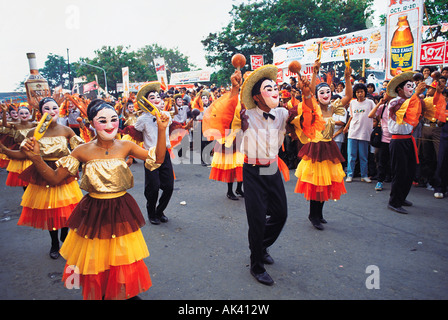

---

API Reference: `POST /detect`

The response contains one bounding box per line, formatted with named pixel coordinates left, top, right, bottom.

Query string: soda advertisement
left=385, top=0, right=424, bottom=79
left=250, top=55, right=264, bottom=70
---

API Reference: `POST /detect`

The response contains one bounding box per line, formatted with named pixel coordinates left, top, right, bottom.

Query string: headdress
left=240, top=64, right=278, bottom=110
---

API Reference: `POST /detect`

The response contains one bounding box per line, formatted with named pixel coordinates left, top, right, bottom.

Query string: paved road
left=0, top=154, right=447, bottom=301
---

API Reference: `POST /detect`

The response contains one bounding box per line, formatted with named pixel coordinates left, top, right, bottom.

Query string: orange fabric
left=191, top=95, right=204, bottom=112
left=202, top=93, right=239, bottom=141
left=62, top=260, right=151, bottom=300
left=433, top=90, right=448, bottom=123
left=17, top=204, right=77, bottom=230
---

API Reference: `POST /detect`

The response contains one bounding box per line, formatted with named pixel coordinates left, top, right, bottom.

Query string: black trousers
left=389, top=138, right=416, bottom=208
left=144, top=151, right=174, bottom=219
left=243, top=162, right=287, bottom=274
left=377, top=141, right=391, bottom=182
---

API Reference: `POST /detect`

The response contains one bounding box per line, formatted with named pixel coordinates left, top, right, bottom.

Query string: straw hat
left=137, top=81, right=161, bottom=102
left=240, top=65, right=278, bottom=110
left=386, top=71, right=416, bottom=98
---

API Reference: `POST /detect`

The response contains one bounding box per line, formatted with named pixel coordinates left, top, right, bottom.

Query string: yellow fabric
left=21, top=180, right=83, bottom=209
left=80, top=158, right=134, bottom=194
left=6, top=159, right=33, bottom=174
left=295, top=159, right=346, bottom=186
left=144, top=146, right=161, bottom=171
left=56, top=155, right=81, bottom=176
left=60, top=229, right=150, bottom=275
left=89, top=191, right=127, bottom=199
left=37, top=136, right=71, bottom=159
left=69, top=135, right=85, bottom=150
left=211, top=150, right=244, bottom=170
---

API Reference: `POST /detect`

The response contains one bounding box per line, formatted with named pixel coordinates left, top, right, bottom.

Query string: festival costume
left=0, top=126, right=14, bottom=168
left=59, top=149, right=160, bottom=300
left=17, top=135, right=83, bottom=230
left=203, top=93, right=244, bottom=183
left=5, top=128, right=33, bottom=187
left=291, top=98, right=347, bottom=202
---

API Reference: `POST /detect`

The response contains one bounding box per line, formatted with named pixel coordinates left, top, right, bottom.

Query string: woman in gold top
left=21, top=99, right=169, bottom=300
left=1, top=98, right=84, bottom=258
left=1, top=104, right=36, bottom=187
left=291, top=63, right=352, bottom=230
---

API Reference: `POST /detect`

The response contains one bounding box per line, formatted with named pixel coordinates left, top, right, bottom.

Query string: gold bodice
left=38, top=136, right=71, bottom=160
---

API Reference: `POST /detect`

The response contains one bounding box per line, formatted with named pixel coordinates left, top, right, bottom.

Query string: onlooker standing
left=368, top=96, right=392, bottom=191
left=344, top=83, right=376, bottom=183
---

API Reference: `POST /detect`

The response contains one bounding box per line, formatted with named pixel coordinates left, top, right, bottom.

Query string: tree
left=39, top=53, right=74, bottom=90
left=202, top=0, right=374, bottom=85
left=422, top=0, right=448, bottom=42
left=74, top=44, right=196, bottom=96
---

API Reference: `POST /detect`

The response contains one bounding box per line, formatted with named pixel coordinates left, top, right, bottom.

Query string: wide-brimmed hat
left=386, top=71, right=416, bottom=98
left=137, top=81, right=161, bottom=102
left=240, top=64, right=278, bottom=110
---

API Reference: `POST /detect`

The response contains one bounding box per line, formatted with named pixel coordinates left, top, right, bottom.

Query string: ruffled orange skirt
left=209, top=149, right=244, bottom=183
left=5, top=159, right=32, bottom=187
left=17, top=162, right=82, bottom=230
left=60, top=193, right=151, bottom=300
left=295, top=140, right=346, bottom=202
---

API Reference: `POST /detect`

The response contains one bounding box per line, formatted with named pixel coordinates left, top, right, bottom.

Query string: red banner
left=420, top=41, right=447, bottom=66
left=250, top=55, right=264, bottom=70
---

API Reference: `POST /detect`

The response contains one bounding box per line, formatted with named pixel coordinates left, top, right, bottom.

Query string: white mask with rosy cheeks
left=147, top=92, right=163, bottom=111
left=201, top=96, right=209, bottom=106
left=18, top=108, right=31, bottom=121
left=403, top=81, right=415, bottom=98
left=317, top=86, right=332, bottom=106
left=260, top=79, right=279, bottom=109
left=92, top=108, right=119, bottom=141
left=9, top=110, right=18, bottom=120
left=41, top=101, right=60, bottom=121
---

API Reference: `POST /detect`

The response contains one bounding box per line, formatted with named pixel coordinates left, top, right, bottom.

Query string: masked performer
left=1, top=104, right=35, bottom=187
left=1, top=98, right=84, bottom=259
left=207, top=65, right=290, bottom=286
left=291, top=63, right=352, bottom=230
left=386, top=72, right=431, bottom=214
left=21, top=99, right=169, bottom=300
left=135, top=82, right=174, bottom=225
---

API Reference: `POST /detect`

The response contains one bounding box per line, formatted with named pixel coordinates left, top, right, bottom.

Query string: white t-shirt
left=348, top=99, right=375, bottom=141
left=332, top=107, right=347, bottom=143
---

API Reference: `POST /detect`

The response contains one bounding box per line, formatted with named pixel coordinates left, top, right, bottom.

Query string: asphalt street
left=0, top=152, right=447, bottom=301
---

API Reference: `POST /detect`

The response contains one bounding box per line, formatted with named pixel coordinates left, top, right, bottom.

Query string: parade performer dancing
left=385, top=72, right=427, bottom=214
left=1, top=97, right=84, bottom=259
left=207, top=59, right=291, bottom=286
left=1, top=104, right=35, bottom=187
left=291, top=61, right=352, bottom=230
left=21, top=99, right=169, bottom=300
left=202, top=77, right=244, bottom=201
left=135, top=82, right=174, bottom=225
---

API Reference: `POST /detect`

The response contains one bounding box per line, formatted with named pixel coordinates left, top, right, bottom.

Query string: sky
left=0, top=0, right=386, bottom=92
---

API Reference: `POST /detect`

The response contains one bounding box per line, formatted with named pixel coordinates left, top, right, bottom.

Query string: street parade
left=0, top=0, right=447, bottom=309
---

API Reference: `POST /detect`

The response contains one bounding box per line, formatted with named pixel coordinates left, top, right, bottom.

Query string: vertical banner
left=154, top=57, right=168, bottom=90
left=250, top=55, right=264, bottom=70
left=385, top=0, right=424, bottom=80
left=122, top=67, right=129, bottom=98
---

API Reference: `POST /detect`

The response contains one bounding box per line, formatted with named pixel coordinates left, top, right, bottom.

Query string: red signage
left=250, top=55, right=264, bottom=70
left=420, top=41, right=447, bottom=66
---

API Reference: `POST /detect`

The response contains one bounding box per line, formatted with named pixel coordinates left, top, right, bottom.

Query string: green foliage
left=202, top=0, right=374, bottom=86
left=73, top=45, right=195, bottom=95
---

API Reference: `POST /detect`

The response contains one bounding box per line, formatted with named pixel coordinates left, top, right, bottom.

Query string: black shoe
left=159, top=214, right=169, bottom=223
left=235, top=190, right=244, bottom=197
left=402, top=200, right=413, bottom=206
left=250, top=270, right=274, bottom=286
left=387, top=204, right=408, bottom=214
left=308, top=217, right=324, bottom=230
left=127, top=295, right=142, bottom=300
left=227, top=193, right=238, bottom=200
left=320, top=218, right=327, bottom=224
left=149, top=217, right=161, bottom=225
left=49, top=246, right=60, bottom=259
left=262, top=252, right=274, bottom=265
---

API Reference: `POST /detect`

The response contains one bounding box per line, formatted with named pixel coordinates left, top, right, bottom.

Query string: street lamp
left=79, top=61, right=108, bottom=95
